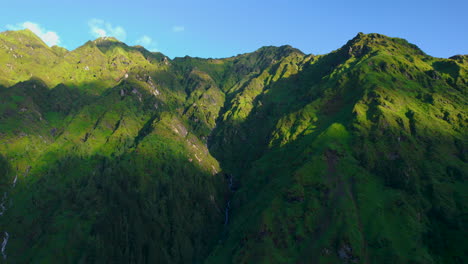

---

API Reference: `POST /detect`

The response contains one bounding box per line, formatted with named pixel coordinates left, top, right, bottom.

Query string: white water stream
left=1, top=174, right=17, bottom=259
left=1, top=232, right=8, bottom=259
left=12, top=175, right=17, bottom=188
left=0, top=192, right=6, bottom=217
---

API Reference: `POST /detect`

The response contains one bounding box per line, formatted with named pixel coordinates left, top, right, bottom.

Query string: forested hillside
left=0, top=30, right=466, bottom=263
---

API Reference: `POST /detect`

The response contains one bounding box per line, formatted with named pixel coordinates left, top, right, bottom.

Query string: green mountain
left=0, top=30, right=466, bottom=263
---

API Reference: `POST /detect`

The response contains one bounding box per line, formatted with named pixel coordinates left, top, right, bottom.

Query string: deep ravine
left=224, top=174, right=234, bottom=226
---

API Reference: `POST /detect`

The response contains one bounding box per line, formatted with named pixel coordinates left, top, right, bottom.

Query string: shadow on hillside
left=207, top=46, right=367, bottom=173
left=4, top=146, right=225, bottom=263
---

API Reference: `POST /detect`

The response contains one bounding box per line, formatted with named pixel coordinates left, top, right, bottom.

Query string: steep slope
left=205, top=33, right=467, bottom=264
left=0, top=32, right=227, bottom=262
left=1, top=79, right=227, bottom=263
left=0, top=30, right=466, bottom=264
left=0, top=29, right=59, bottom=86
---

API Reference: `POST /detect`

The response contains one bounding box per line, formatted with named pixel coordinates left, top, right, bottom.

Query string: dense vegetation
left=0, top=29, right=466, bottom=263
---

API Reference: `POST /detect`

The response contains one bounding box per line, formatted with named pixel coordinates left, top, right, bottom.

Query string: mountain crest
left=342, top=32, right=426, bottom=57
left=0, top=28, right=49, bottom=48
left=92, top=36, right=122, bottom=44
left=0, top=29, right=466, bottom=264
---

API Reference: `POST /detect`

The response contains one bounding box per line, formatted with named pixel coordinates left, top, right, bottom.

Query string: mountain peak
left=0, top=28, right=466, bottom=264
left=87, top=36, right=128, bottom=53
left=340, top=32, right=426, bottom=58
left=0, top=28, right=48, bottom=47
left=92, top=36, right=122, bottom=44
left=6, top=28, right=36, bottom=37
left=255, top=45, right=304, bottom=56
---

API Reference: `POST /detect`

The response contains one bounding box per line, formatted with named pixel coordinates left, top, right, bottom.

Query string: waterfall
left=1, top=232, right=8, bottom=259
left=0, top=174, right=18, bottom=259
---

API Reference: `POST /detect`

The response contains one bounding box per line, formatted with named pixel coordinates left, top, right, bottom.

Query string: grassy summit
left=0, top=30, right=466, bottom=263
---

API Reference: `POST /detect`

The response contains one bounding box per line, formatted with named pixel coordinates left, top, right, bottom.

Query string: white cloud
left=5, top=24, right=20, bottom=30
left=136, top=35, right=152, bottom=46
left=88, top=19, right=127, bottom=41
left=172, top=26, right=185, bottom=33
left=135, top=35, right=158, bottom=52
left=6, top=21, right=60, bottom=46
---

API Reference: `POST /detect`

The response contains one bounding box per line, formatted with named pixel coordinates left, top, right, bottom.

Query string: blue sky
left=1, top=0, right=467, bottom=58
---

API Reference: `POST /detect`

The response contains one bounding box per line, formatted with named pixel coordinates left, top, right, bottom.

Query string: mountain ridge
left=5, top=29, right=466, bottom=59
left=0, top=29, right=466, bottom=263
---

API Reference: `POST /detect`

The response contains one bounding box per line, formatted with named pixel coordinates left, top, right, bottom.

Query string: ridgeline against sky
left=0, top=28, right=466, bottom=263
left=0, top=0, right=467, bottom=58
